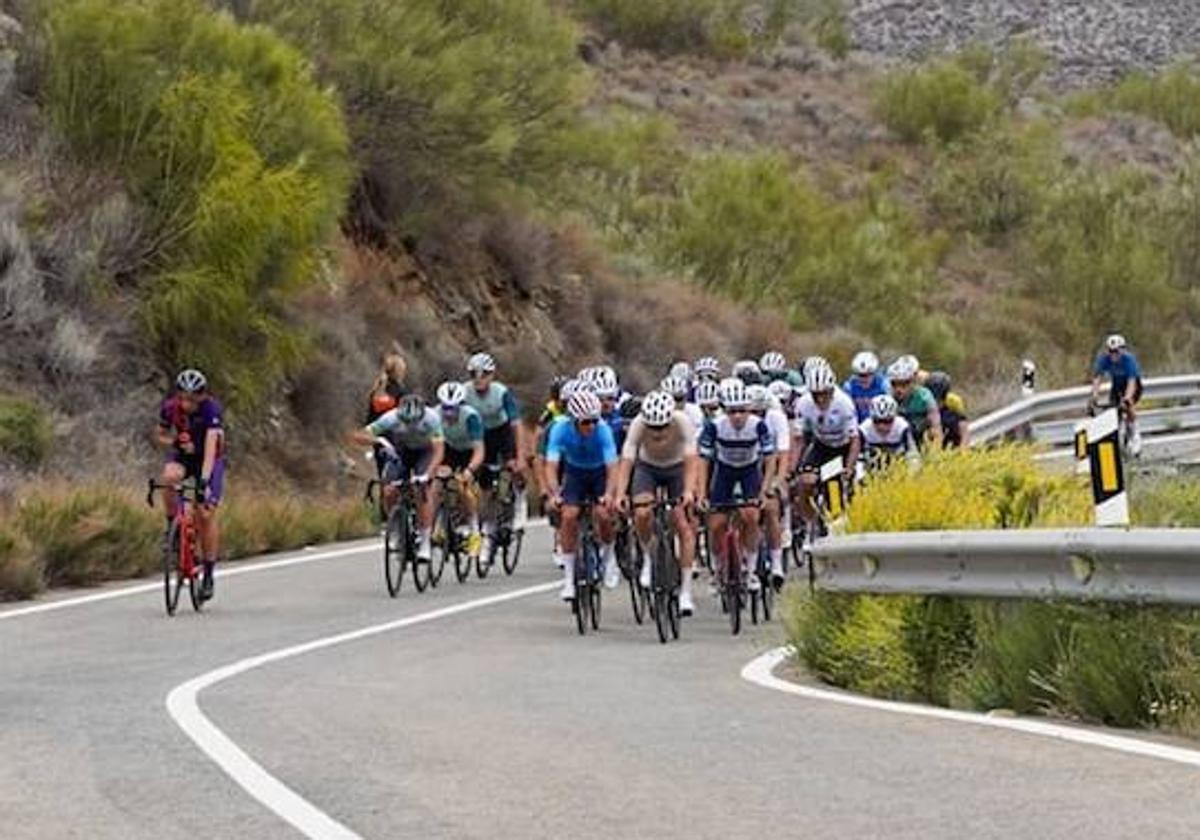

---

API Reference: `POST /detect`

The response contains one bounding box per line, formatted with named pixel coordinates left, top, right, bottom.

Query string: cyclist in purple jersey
left=155, top=369, right=226, bottom=601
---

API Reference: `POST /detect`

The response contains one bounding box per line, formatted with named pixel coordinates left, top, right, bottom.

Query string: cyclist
left=888, top=356, right=942, bottom=449
left=463, top=352, right=528, bottom=537
left=615, top=390, right=701, bottom=615
left=544, top=390, right=620, bottom=600
left=794, top=364, right=860, bottom=538
left=436, top=382, right=486, bottom=559
left=1091, top=334, right=1143, bottom=454
left=592, top=367, right=628, bottom=450
left=694, top=356, right=722, bottom=383
left=698, top=378, right=775, bottom=594
left=353, top=394, right=444, bottom=562
left=750, top=384, right=790, bottom=585
left=696, top=380, right=723, bottom=421
left=925, top=371, right=970, bottom=449
left=732, top=359, right=764, bottom=386
left=759, top=351, right=789, bottom=384
left=156, top=369, right=226, bottom=601
left=662, top=374, right=706, bottom=440
left=767, top=378, right=799, bottom=559
left=844, top=351, right=889, bottom=423
left=859, top=394, right=920, bottom=473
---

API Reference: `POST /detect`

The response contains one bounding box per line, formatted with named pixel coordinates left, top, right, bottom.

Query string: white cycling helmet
left=759, top=351, right=787, bottom=374
left=592, top=367, right=619, bottom=398
left=719, top=377, right=750, bottom=409
left=851, top=351, right=879, bottom=376
left=747, top=384, right=770, bottom=412
left=897, top=353, right=920, bottom=372
left=467, top=352, right=496, bottom=375
left=559, top=378, right=584, bottom=402
left=436, top=381, right=467, bottom=408
left=694, top=356, right=721, bottom=380
left=1105, top=334, right=1127, bottom=351
left=695, top=380, right=721, bottom=408
left=398, top=394, right=426, bottom=423
left=870, top=394, right=898, bottom=421
left=805, top=364, right=837, bottom=394
left=768, top=379, right=794, bottom=404
left=640, top=390, right=676, bottom=427
left=888, top=357, right=919, bottom=382
left=668, top=361, right=692, bottom=382
left=567, top=390, right=602, bottom=421
left=660, top=375, right=689, bottom=400
left=176, top=368, right=208, bottom=394
left=801, top=356, right=831, bottom=377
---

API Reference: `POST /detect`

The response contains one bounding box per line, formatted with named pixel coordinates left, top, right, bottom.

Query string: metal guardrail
left=969, top=374, right=1200, bottom=445
left=1032, top=405, right=1200, bottom=446
left=808, top=529, right=1200, bottom=605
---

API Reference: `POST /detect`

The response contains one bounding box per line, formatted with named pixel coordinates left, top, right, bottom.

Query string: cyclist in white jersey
left=859, top=393, right=920, bottom=473
left=662, top=374, right=705, bottom=443
left=794, top=364, right=860, bottom=536
left=749, top=385, right=790, bottom=585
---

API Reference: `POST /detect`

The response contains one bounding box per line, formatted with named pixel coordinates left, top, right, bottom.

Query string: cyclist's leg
left=478, top=427, right=503, bottom=537
left=630, top=462, right=657, bottom=550
left=159, top=459, right=187, bottom=524
left=557, top=465, right=590, bottom=598
left=197, top=459, right=225, bottom=597
left=763, top=490, right=784, bottom=578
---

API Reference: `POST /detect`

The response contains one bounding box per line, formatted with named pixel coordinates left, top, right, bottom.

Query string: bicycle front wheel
left=163, top=524, right=183, bottom=617
left=384, top=508, right=407, bottom=597
left=654, top=589, right=669, bottom=644
left=502, top=529, right=522, bottom=575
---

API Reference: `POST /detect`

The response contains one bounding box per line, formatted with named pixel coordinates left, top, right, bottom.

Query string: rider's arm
left=353, top=409, right=398, bottom=447
left=156, top=423, right=175, bottom=450
left=201, top=429, right=219, bottom=485
left=845, top=429, right=862, bottom=472
left=425, top=438, right=444, bottom=477
left=502, top=388, right=524, bottom=463
left=924, top=392, right=943, bottom=448
left=543, top=422, right=565, bottom=500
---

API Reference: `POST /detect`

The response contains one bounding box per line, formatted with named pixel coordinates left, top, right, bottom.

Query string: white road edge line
left=167, top=580, right=560, bottom=840
left=742, top=646, right=1200, bottom=769
left=0, top=520, right=550, bottom=622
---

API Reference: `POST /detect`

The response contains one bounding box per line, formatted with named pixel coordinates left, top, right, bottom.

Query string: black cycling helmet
left=548, top=375, right=568, bottom=402
left=926, top=371, right=952, bottom=402
left=619, top=396, right=644, bottom=420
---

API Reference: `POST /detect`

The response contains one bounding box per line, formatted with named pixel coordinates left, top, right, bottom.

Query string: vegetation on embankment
left=783, top=450, right=1200, bottom=737
left=0, top=484, right=373, bottom=601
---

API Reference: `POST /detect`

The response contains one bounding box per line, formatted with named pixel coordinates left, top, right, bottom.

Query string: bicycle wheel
left=668, top=586, right=680, bottom=640
left=729, top=586, right=742, bottom=636
left=586, top=540, right=602, bottom=631
left=590, top=582, right=602, bottom=631
left=412, top=534, right=430, bottom=593
left=761, top=574, right=773, bottom=622
left=384, top=508, right=407, bottom=597
left=454, top=541, right=473, bottom=583
left=654, top=588, right=669, bottom=644
left=163, top=524, right=183, bottom=616
left=476, top=536, right=495, bottom=579
left=502, top=528, right=523, bottom=576
left=429, top=507, right=449, bottom=588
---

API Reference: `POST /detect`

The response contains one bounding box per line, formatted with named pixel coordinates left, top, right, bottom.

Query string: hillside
left=1, top=0, right=1200, bottom=596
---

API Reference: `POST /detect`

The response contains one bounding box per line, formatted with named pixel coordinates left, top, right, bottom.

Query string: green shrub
left=0, top=395, right=52, bottom=469
left=657, top=151, right=943, bottom=346
left=928, top=122, right=1059, bottom=240
left=961, top=601, right=1063, bottom=714
left=252, top=0, right=583, bottom=229
left=953, top=38, right=1051, bottom=106
left=572, top=0, right=796, bottom=57
left=0, top=529, right=42, bottom=600
left=1132, top=477, right=1200, bottom=526
left=1025, top=167, right=1181, bottom=360
left=1108, top=64, right=1200, bottom=138
left=42, top=0, right=351, bottom=410
left=874, top=58, right=1001, bottom=144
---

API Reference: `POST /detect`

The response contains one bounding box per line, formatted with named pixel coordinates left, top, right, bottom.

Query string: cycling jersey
left=1094, top=351, right=1143, bottom=400
left=621, top=412, right=697, bottom=468
left=795, top=389, right=858, bottom=448
left=159, top=395, right=226, bottom=464
left=602, top=408, right=627, bottom=451
left=536, top=401, right=565, bottom=458
left=367, top=407, right=444, bottom=450
left=682, top=402, right=706, bottom=443
left=843, top=373, right=890, bottom=423
left=898, top=386, right=938, bottom=441
left=763, top=406, right=791, bottom=455
left=699, top=415, right=775, bottom=469
left=859, top=417, right=917, bottom=455
left=464, top=381, right=520, bottom=430
left=441, top=405, right=484, bottom=452
left=545, top=418, right=617, bottom=470
left=939, top=392, right=968, bottom=449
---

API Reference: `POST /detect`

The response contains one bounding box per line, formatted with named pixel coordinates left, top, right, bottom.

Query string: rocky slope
left=846, top=0, right=1200, bottom=86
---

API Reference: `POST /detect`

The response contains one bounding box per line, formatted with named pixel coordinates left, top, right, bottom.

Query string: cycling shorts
left=562, top=465, right=607, bottom=506
left=1108, top=378, right=1144, bottom=407
left=802, top=441, right=852, bottom=473
left=709, top=463, right=762, bottom=507
left=382, top=446, right=433, bottom=484
left=444, top=446, right=475, bottom=473
left=166, top=454, right=226, bottom=507
left=482, top=425, right=517, bottom=489
left=631, top=461, right=684, bottom=500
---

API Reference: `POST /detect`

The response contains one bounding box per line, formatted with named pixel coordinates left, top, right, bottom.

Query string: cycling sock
left=680, top=569, right=693, bottom=595
left=469, top=514, right=480, bottom=533
left=770, top=548, right=783, bottom=567
left=419, top=527, right=432, bottom=546
left=560, top=553, right=576, bottom=579
left=600, top=541, right=615, bottom=562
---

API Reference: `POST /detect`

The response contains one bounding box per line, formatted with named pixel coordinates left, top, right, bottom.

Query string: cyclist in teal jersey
left=437, top=382, right=486, bottom=558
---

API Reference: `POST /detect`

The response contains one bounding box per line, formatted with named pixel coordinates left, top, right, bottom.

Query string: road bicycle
left=708, top=498, right=762, bottom=637
left=367, top=439, right=433, bottom=597
left=570, top=500, right=604, bottom=636
left=478, top=464, right=525, bottom=579
left=434, top=468, right=478, bottom=586
left=614, top=509, right=647, bottom=625
left=632, top=488, right=682, bottom=644
left=146, top=477, right=206, bottom=616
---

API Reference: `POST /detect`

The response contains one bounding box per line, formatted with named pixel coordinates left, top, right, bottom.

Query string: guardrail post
left=1085, top=409, right=1129, bottom=527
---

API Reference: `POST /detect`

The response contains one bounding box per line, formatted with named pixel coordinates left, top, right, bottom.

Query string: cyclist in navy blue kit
left=1090, top=333, right=1143, bottom=455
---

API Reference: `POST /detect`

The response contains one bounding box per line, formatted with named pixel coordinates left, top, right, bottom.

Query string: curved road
left=2, top=530, right=1197, bottom=839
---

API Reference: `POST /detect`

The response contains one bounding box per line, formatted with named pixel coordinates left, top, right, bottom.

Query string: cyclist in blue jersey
left=544, top=390, right=620, bottom=601
left=1091, top=333, right=1144, bottom=454
left=698, top=378, right=775, bottom=593
left=436, top=381, right=486, bottom=559
left=843, top=351, right=889, bottom=423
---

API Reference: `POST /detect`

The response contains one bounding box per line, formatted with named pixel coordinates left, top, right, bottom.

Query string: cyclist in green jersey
left=887, top=357, right=942, bottom=449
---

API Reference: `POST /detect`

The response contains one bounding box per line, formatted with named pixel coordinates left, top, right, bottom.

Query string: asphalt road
left=2, top=529, right=1198, bottom=839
